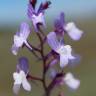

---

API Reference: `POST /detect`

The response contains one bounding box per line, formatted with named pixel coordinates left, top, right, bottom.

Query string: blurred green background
left=0, top=0, right=96, bottom=96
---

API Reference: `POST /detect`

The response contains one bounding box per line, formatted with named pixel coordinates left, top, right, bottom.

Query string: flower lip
left=14, top=35, right=24, bottom=47
left=56, top=45, right=75, bottom=68
left=64, top=72, right=80, bottom=90
left=13, top=70, right=31, bottom=94
left=64, top=22, right=83, bottom=41
left=31, top=12, right=44, bottom=23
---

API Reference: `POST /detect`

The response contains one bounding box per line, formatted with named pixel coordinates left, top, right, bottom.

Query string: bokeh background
left=0, top=0, right=96, bottom=96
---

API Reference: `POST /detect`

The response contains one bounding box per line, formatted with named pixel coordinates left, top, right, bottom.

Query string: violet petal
left=17, top=57, right=29, bottom=74
left=47, top=32, right=60, bottom=51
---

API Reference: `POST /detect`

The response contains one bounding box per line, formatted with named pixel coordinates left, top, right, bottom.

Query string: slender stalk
left=36, top=32, right=47, bottom=92
left=27, top=74, right=43, bottom=82
left=46, top=73, right=64, bottom=95
left=24, top=42, right=41, bottom=59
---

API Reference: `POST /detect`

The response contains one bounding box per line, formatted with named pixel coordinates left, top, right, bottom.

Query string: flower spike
left=11, top=0, right=83, bottom=94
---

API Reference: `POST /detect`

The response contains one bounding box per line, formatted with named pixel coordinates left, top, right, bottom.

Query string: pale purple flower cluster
left=11, top=0, right=83, bottom=96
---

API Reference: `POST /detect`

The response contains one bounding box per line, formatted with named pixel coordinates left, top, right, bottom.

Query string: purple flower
left=13, top=57, right=31, bottom=95
left=11, top=22, right=32, bottom=55
left=54, top=12, right=83, bottom=40
left=47, top=32, right=75, bottom=68
left=27, top=0, right=51, bottom=32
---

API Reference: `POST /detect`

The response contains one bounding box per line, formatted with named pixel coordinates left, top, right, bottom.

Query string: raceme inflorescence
left=11, top=0, right=83, bottom=96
